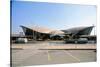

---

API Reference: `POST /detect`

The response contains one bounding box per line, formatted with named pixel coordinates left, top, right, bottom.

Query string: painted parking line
left=47, top=51, right=52, bottom=61
left=63, top=50, right=80, bottom=62
left=47, top=43, right=52, bottom=61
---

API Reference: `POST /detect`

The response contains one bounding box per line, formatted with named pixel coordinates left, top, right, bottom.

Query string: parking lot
left=11, top=41, right=96, bottom=67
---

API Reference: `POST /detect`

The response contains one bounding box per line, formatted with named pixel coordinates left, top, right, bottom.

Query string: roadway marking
left=63, top=50, right=80, bottom=62
left=47, top=43, right=52, bottom=61
left=47, top=51, right=52, bottom=61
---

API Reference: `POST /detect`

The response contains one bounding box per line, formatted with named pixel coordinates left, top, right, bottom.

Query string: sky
left=11, top=0, right=97, bottom=35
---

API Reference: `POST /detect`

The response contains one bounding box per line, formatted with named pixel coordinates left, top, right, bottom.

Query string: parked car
left=77, top=38, right=88, bottom=44
left=15, top=38, right=28, bottom=43
left=65, top=38, right=88, bottom=44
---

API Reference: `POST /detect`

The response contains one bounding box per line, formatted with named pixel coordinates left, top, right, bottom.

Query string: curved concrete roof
left=21, top=25, right=94, bottom=36
left=21, top=25, right=64, bottom=34
left=49, top=30, right=64, bottom=35
left=62, top=26, right=94, bottom=35
left=31, top=26, right=52, bottom=34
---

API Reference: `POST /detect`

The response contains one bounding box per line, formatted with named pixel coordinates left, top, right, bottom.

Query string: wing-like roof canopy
left=20, top=25, right=64, bottom=35
left=20, top=25, right=94, bottom=36
left=62, top=26, right=94, bottom=35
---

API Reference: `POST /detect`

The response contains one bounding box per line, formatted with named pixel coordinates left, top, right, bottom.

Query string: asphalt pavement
left=11, top=41, right=96, bottom=67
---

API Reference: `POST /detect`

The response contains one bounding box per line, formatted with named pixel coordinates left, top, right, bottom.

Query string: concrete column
left=33, top=31, right=35, bottom=40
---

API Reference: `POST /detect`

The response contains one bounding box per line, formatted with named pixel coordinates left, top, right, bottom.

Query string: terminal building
left=11, top=25, right=96, bottom=43
left=17, top=25, right=95, bottom=40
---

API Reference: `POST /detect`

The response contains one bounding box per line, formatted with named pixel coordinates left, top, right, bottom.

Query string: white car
left=15, top=38, right=28, bottom=43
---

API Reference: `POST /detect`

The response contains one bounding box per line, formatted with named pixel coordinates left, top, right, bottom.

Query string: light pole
left=92, top=24, right=95, bottom=35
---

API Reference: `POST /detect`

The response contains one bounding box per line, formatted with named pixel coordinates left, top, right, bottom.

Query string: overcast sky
left=11, top=0, right=97, bottom=35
